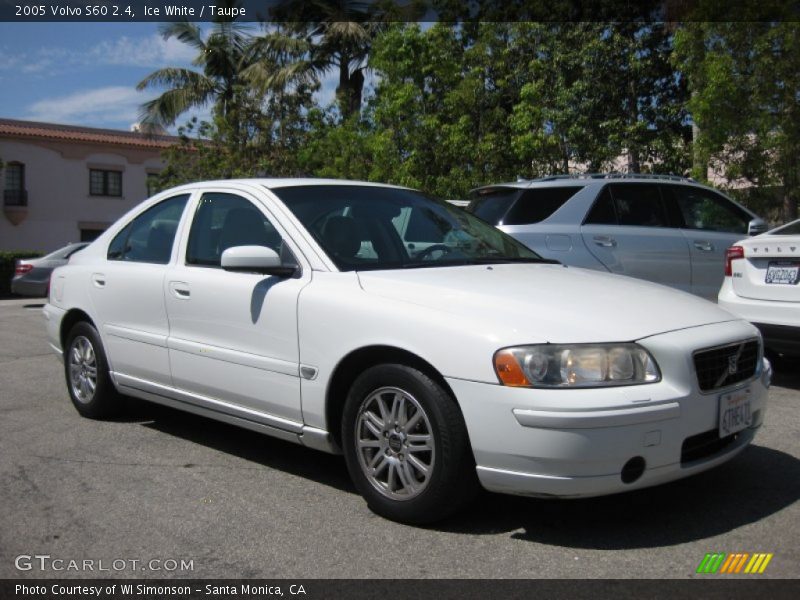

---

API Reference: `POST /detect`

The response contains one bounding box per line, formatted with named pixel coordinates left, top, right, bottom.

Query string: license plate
left=765, top=261, right=800, bottom=285
left=719, top=387, right=752, bottom=438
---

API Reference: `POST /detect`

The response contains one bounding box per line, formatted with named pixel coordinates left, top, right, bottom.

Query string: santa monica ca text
left=15, top=584, right=306, bottom=596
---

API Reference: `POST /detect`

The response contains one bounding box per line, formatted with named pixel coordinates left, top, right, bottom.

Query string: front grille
left=681, top=429, right=738, bottom=465
left=693, top=340, right=760, bottom=393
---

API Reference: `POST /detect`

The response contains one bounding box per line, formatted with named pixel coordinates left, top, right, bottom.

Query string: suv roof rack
left=525, top=173, right=695, bottom=183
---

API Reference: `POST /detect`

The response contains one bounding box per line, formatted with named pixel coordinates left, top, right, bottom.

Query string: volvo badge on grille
left=715, top=343, right=745, bottom=389
left=728, top=355, right=739, bottom=375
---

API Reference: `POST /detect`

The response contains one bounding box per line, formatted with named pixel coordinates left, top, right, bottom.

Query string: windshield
left=270, top=185, right=544, bottom=271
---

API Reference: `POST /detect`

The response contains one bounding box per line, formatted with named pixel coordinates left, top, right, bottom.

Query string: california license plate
left=765, top=261, right=800, bottom=285
left=719, top=387, right=752, bottom=438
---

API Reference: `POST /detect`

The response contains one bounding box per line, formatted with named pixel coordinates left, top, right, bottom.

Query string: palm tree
left=136, top=14, right=255, bottom=131
left=246, top=1, right=389, bottom=119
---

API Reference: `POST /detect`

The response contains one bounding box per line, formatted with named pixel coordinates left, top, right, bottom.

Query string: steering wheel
left=415, top=244, right=453, bottom=261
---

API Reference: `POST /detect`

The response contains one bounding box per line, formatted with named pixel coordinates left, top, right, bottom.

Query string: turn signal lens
left=494, top=350, right=530, bottom=387
left=724, top=245, right=744, bottom=276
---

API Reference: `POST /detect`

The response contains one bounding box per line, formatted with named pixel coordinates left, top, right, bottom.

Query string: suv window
left=585, top=184, right=668, bottom=227
left=669, top=185, right=750, bottom=234
left=609, top=184, right=668, bottom=227
left=503, top=186, right=582, bottom=225
left=186, top=193, right=282, bottom=267
left=467, top=189, right=520, bottom=225
left=107, top=194, right=189, bottom=263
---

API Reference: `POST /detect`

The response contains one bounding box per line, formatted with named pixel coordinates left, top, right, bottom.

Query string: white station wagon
left=44, top=179, right=771, bottom=524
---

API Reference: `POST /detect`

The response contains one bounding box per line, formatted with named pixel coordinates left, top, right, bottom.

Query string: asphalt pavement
left=0, top=298, right=798, bottom=579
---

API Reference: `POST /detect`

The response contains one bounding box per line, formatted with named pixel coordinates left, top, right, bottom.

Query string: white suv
left=468, top=174, right=766, bottom=300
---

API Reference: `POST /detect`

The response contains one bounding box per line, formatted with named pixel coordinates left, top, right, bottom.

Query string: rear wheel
left=342, top=364, right=478, bottom=524
left=64, top=322, right=120, bottom=419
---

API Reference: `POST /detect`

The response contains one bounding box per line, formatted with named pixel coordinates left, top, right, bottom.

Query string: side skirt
left=112, top=371, right=340, bottom=454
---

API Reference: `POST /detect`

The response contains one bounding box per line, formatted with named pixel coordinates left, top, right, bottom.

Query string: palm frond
left=136, top=68, right=215, bottom=92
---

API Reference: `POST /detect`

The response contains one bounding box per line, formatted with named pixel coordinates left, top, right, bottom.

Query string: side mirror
left=748, top=218, right=768, bottom=236
left=221, top=245, right=296, bottom=277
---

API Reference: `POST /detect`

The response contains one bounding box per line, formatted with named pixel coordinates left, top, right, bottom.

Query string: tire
left=342, top=364, right=478, bottom=524
left=63, top=321, right=121, bottom=419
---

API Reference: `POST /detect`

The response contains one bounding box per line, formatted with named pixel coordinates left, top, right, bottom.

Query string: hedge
left=0, top=250, right=44, bottom=296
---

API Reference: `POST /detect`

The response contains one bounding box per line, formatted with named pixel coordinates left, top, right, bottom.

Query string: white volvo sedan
left=719, top=219, right=800, bottom=358
left=44, top=179, right=771, bottom=524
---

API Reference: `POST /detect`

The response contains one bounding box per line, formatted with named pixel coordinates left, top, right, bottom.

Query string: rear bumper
left=718, top=280, right=800, bottom=355
left=42, top=303, right=66, bottom=362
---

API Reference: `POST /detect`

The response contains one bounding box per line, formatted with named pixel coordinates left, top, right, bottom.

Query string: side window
left=503, top=186, right=582, bottom=225
left=584, top=186, right=617, bottom=225
left=107, top=194, right=189, bottom=263
left=671, top=186, right=749, bottom=234
left=186, top=193, right=282, bottom=267
left=609, top=184, right=668, bottom=227
left=404, top=207, right=446, bottom=243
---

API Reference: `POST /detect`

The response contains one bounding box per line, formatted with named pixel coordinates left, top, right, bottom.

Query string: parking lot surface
left=0, top=298, right=798, bottom=579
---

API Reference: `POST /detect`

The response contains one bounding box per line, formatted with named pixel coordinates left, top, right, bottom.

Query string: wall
left=0, top=138, right=165, bottom=253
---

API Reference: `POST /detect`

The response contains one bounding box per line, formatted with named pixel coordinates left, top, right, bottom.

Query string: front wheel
left=64, top=322, right=120, bottom=419
left=342, top=364, right=478, bottom=524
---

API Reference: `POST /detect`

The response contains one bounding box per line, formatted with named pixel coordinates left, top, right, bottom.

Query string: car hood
left=357, top=263, right=736, bottom=343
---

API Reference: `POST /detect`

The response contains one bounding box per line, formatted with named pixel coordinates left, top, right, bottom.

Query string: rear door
left=89, top=194, right=191, bottom=385
left=666, top=185, right=753, bottom=300
left=580, top=183, right=692, bottom=293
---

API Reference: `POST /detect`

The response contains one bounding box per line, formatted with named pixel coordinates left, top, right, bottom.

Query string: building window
left=146, top=173, right=162, bottom=197
left=89, top=169, right=122, bottom=197
left=80, top=228, right=105, bottom=242
left=3, top=162, right=27, bottom=206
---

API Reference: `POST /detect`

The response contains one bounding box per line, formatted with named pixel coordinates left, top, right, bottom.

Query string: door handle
left=693, top=241, right=714, bottom=252
left=169, top=281, right=191, bottom=299
left=91, top=273, right=106, bottom=288
left=593, top=236, right=617, bottom=248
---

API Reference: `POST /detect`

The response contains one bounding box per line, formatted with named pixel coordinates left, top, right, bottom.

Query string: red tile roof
left=0, top=118, right=181, bottom=149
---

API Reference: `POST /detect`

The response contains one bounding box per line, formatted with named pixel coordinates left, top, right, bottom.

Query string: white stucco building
left=0, top=118, right=179, bottom=253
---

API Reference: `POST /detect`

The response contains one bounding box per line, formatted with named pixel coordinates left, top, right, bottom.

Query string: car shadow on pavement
left=770, top=356, right=800, bottom=391
left=435, top=444, right=800, bottom=548
left=120, top=397, right=356, bottom=495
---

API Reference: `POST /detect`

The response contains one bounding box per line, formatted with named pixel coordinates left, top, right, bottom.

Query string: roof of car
left=173, top=178, right=412, bottom=191
left=471, top=173, right=699, bottom=194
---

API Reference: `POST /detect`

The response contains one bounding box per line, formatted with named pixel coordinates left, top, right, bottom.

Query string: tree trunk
left=784, top=189, right=799, bottom=222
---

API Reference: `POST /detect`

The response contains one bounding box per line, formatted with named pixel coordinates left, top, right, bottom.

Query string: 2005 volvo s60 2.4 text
left=43, top=179, right=770, bottom=524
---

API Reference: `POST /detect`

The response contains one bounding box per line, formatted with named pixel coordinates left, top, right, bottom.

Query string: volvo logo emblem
left=728, top=355, right=739, bottom=375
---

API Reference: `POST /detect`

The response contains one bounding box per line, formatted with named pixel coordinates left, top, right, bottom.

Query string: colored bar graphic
left=698, top=552, right=773, bottom=575
left=697, top=553, right=726, bottom=574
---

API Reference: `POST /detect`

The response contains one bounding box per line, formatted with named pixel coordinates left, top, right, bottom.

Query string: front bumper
left=448, top=320, right=769, bottom=498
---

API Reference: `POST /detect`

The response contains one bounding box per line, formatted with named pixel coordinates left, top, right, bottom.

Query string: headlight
left=493, top=343, right=661, bottom=388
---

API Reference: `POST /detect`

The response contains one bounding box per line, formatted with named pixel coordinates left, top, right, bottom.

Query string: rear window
left=467, top=189, right=520, bottom=225
left=772, top=221, right=800, bottom=235
left=503, top=186, right=582, bottom=225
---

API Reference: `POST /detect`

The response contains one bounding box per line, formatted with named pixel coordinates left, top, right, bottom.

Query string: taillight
left=724, top=245, right=745, bottom=276
left=14, top=263, right=33, bottom=276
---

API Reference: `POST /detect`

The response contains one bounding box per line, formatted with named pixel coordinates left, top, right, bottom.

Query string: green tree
left=136, top=6, right=260, bottom=143
left=249, top=0, right=394, bottom=119
left=675, top=19, right=800, bottom=221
